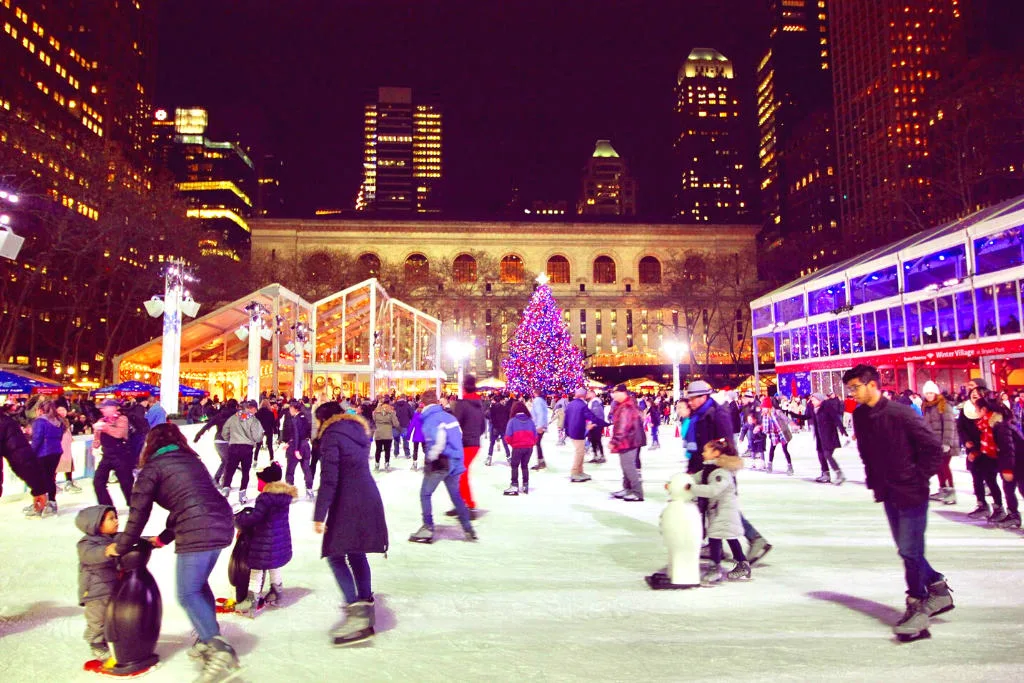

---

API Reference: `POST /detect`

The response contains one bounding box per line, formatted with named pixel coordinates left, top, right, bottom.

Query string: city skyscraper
left=831, top=0, right=960, bottom=254
left=577, top=139, right=637, bottom=216
left=673, top=48, right=749, bottom=223
left=0, top=0, right=158, bottom=216
left=355, top=87, right=442, bottom=212
left=153, top=107, right=256, bottom=261
left=257, top=153, right=285, bottom=217
left=756, top=0, right=839, bottom=279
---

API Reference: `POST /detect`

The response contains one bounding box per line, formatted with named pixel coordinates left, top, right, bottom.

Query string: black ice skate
left=966, top=502, right=990, bottom=519
left=645, top=571, right=700, bottom=590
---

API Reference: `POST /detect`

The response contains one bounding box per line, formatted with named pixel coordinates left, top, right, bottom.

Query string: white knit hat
left=921, top=380, right=940, bottom=396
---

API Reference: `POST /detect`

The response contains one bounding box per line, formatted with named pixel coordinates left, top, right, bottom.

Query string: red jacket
left=609, top=397, right=644, bottom=453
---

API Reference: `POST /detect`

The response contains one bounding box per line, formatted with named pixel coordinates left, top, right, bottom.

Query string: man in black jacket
left=393, top=395, right=414, bottom=458
left=843, top=364, right=951, bottom=641
left=0, top=413, right=48, bottom=511
left=285, top=400, right=314, bottom=500
left=808, top=392, right=847, bottom=485
left=486, top=395, right=511, bottom=462
left=254, top=399, right=278, bottom=468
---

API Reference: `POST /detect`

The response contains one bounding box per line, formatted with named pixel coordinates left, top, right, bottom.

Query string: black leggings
left=769, top=442, right=792, bottom=465
left=375, top=439, right=392, bottom=464
left=971, top=457, right=1002, bottom=507
left=708, top=538, right=747, bottom=564
left=39, top=452, right=61, bottom=502
left=510, top=447, right=532, bottom=487
left=412, top=442, right=423, bottom=462
left=222, top=444, right=254, bottom=491
left=587, top=428, right=604, bottom=458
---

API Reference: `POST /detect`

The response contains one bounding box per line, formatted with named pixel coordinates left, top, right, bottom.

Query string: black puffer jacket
left=452, top=394, right=486, bottom=447
left=689, top=399, right=738, bottom=474
left=810, top=399, right=846, bottom=453
left=852, top=397, right=943, bottom=508
left=0, top=414, right=46, bottom=497
left=234, top=482, right=296, bottom=570
left=116, top=445, right=234, bottom=555
left=314, top=414, right=388, bottom=557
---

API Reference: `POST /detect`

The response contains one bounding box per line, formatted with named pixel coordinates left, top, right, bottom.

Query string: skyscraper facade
left=153, top=107, right=256, bottom=261
left=578, top=139, right=637, bottom=216
left=0, top=0, right=158, bottom=216
left=355, top=87, right=442, bottom=212
left=831, top=0, right=960, bottom=254
left=674, top=48, right=749, bottom=223
left=756, top=0, right=838, bottom=279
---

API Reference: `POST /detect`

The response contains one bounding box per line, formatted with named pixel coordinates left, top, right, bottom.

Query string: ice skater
left=313, top=401, right=389, bottom=646
left=409, top=390, right=477, bottom=543
left=76, top=505, right=122, bottom=661
left=688, top=438, right=751, bottom=585
left=609, top=384, right=644, bottom=502
left=843, top=364, right=952, bottom=642
left=232, top=463, right=296, bottom=617
left=504, top=400, right=537, bottom=495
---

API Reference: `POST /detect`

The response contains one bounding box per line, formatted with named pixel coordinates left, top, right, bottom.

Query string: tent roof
left=117, top=283, right=311, bottom=369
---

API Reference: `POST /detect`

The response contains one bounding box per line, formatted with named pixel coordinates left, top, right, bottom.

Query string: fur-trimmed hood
left=317, top=412, right=371, bottom=439
left=923, top=394, right=948, bottom=413
left=704, top=454, right=744, bottom=471
left=261, top=481, right=298, bottom=498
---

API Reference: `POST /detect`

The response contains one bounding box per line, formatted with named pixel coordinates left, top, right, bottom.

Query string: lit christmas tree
left=502, top=274, right=586, bottom=395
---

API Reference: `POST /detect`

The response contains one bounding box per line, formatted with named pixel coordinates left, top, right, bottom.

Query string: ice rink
left=1, top=425, right=1023, bottom=682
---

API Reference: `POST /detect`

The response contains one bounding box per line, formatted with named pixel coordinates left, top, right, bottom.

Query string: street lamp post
left=144, top=259, right=200, bottom=416
left=289, top=322, right=310, bottom=399
left=662, top=339, right=688, bottom=403
left=447, top=339, right=472, bottom=399
left=240, top=301, right=272, bottom=402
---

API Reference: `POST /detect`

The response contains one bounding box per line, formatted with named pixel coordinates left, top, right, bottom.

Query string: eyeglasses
left=846, top=383, right=867, bottom=393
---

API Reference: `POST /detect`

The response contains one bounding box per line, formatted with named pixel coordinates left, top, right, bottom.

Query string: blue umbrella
left=0, top=369, right=61, bottom=394
left=92, top=380, right=160, bottom=396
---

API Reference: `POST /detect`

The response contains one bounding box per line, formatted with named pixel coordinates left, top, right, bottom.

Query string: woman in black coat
left=114, top=423, right=240, bottom=676
left=313, top=402, right=388, bottom=646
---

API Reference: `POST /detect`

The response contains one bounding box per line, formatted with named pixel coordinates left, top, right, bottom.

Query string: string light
left=501, top=279, right=585, bottom=395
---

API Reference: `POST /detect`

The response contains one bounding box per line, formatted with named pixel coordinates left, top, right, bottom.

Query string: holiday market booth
left=115, top=279, right=443, bottom=401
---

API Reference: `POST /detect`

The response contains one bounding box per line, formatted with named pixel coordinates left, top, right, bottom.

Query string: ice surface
left=1, top=425, right=1023, bottom=682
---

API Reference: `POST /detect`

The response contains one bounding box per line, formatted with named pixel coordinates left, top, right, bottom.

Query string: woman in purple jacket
left=29, top=399, right=65, bottom=517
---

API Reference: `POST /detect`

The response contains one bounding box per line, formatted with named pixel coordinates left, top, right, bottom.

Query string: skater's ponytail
left=138, top=422, right=200, bottom=467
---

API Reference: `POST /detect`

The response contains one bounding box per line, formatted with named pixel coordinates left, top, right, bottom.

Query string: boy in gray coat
left=76, top=505, right=122, bottom=660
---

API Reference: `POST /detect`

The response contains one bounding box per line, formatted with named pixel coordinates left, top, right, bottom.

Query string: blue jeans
left=394, top=427, right=411, bottom=457
left=420, top=467, right=471, bottom=530
left=883, top=500, right=942, bottom=599
left=327, top=553, right=372, bottom=604
left=176, top=549, right=223, bottom=642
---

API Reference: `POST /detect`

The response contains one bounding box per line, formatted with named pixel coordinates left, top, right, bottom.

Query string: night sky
left=156, top=0, right=769, bottom=218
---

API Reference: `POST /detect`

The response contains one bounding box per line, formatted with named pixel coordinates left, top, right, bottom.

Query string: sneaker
left=64, top=480, right=83, bottom=493
left=727, top=560, right=752, bottom=581
left=967, top=502, right=990, bottom=519
left=814, top=473, right=831, bottom=483
left=195, top=635, right=240, bottom=682
left=701, top=565, right=725, bottom=586
left=988, top=506, right=1007, bottom=524
left=833, top=470, right=846, bottom=486
left=748, top=537, right=773, bottom=565
left=893, top=596, right=930, bottom=637
left=611, top=489, right=629, bottom=499
left=570, top=473, right=592, bottom=483
left=503, top=486, right=519, bottom=496
left=924, top=578, right=954, bottom=616
left=622, top=492, right=644, bottom=502
left=530, top=460, right=546, bottom=470
left=998, top=511, right=1021, bottom=528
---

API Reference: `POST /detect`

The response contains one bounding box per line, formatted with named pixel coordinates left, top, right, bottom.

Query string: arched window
left=453, top=253, right=477, bottom=283
left=593, top=255, right=616, bottom=284
left=303, top=251, right=333, bottom=282
left=638, top=256, right=662, bottom=284
left=357, top=252, right=381, bottom=278
left=500, top=254, right=524, bottom=283
left=546, top=255, right=570, bottom=284
left=404, top=253, right=429, bottom=281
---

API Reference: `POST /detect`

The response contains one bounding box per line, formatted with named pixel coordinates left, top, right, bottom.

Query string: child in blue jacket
left=504, top=401, right=538, bottom=496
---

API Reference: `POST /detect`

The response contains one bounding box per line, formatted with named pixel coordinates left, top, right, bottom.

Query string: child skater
left=504, top=401, right=537, bottom=495
left=745, top=413, right=767, bottom=470
left=76, top=505, right=121, bottom=661
left=688, top=438, right=752, bottom=585
left=233, top=462, right=296, bottom=616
